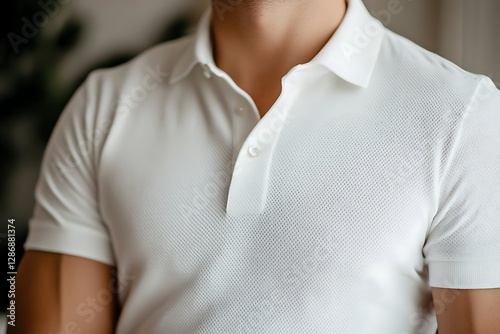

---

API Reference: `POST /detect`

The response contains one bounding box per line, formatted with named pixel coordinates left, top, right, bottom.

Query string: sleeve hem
left=428, top=260, right=500, bottom=289
left=23, top=220, right=115, bottom=266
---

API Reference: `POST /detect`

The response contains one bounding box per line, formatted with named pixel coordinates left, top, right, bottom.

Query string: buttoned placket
left=225, top=72, right=301, bottom=214
left=202, top=64, right=212, bottom=79
left=231, top=102, right=259, bottom=159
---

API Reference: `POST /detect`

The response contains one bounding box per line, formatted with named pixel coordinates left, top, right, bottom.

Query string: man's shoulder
left=379, top=29, right=486, bottom=96
left=86, top=35, right=193, bottom=89
left=69, top=35, right=194, bottom=124
left=375, top=28, right=499, bottom=135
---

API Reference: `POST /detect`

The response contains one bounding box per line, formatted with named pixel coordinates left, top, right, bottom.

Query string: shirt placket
left=226, top=79, right=298, bottom=214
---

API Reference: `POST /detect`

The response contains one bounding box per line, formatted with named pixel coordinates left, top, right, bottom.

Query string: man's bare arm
left=432, top=287, right=500, bottom=334
left=7, top=250, right=118, bottom=334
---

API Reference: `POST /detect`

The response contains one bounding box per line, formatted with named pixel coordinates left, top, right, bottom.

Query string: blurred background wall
left=1, top=0, right=499, bottom=331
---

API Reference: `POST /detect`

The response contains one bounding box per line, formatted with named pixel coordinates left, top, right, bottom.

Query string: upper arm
left=424, top=79, right=500, bottom=332
left=7, top=250, right=119, bottom=334
left=11, top=69, right=120, bottom=333
left=23, top=71, right=116, bottom=266
left=432, top=288, right=500, bottom=334
left=423, top=78, right=500, bottom=289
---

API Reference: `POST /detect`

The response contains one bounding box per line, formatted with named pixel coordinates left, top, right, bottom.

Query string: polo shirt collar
left=169, top=9, right=214, bottom=84
left=169, top=0, right=385, bottom=88
left=311, top=0, right=385, bottom=87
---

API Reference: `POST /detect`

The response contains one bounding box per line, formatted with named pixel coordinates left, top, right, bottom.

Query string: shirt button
left=202, top=65, right=212, bottom=79
left=248, top=145, right=261, bottom=157
left=236, top=106, right=246, bottom=115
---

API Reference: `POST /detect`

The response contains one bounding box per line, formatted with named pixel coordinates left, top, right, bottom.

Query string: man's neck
left=211, top=0, right=347, bottom=116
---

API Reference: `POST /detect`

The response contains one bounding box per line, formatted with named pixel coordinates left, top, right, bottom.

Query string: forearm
left=433, top=288, right=500, bottom=334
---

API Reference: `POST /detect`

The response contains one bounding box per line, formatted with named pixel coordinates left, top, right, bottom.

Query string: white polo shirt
left=25, top=0, right=500, bottom=333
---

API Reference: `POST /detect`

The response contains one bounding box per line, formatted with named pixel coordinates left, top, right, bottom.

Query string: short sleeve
left=24, top=72, right=115, bottom=266
left=424, top=77, right=500, bottom=289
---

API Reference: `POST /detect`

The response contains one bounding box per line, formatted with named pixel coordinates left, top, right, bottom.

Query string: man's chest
left=97, top=99, right=436, bottom=279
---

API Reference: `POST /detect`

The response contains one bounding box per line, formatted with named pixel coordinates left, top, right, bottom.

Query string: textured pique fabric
left=24, top=0, right=500, bottom=333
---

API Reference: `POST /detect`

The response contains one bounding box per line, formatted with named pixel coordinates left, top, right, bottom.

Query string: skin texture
left=432, top=288, right=500, bottom=334
left=212, top=0, right=347, bottom=118
left=8, top=251, right=118, bottom=334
